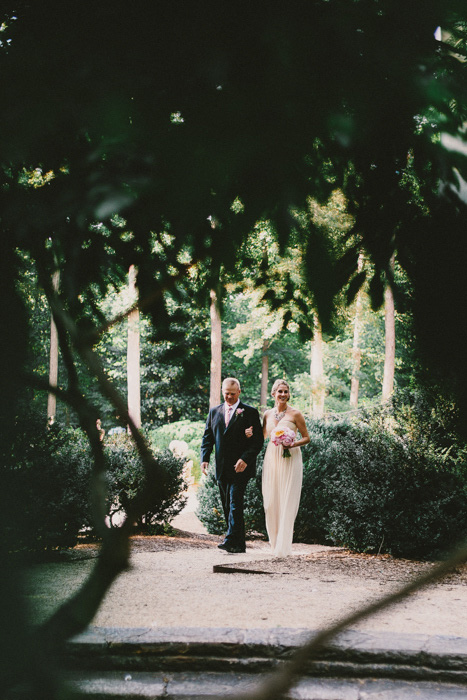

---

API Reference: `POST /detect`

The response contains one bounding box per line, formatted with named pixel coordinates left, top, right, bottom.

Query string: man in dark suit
left=201, top=377, right=264, bottom=553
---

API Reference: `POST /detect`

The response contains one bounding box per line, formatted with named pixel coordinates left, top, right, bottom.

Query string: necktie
left=225, top=406, right=233, bottom=426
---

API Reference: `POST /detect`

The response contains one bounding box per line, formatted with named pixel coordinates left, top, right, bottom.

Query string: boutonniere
left=236, top=408, right=244, bottom=416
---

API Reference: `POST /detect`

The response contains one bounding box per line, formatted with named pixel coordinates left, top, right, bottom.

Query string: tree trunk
left=127, top=265, right=141, bottom=429
left=47, top=270, right=60, bottom=425
left=382, top=255, right=396, bottom=403
left=209, top=288, right=222, bottom=408
left=350, top=253, right=364, bottom=409
left=310, top=316, right=325, bottom=419
left=260, top=338, right=269, bottom=412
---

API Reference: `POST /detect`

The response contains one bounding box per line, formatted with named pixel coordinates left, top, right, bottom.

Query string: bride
left=261, top=379, right=310, bottom=557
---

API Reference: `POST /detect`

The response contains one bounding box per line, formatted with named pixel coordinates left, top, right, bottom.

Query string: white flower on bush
left=169, top=439, right=189, bottom=459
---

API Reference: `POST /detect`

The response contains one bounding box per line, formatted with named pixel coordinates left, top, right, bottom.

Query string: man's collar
left=224, top=399, right=240, bottom=412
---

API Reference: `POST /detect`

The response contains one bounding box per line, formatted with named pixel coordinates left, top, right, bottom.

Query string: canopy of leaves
left=2, top=0, right=467, bottom=424
left=1, top=1, right=466, bottom=316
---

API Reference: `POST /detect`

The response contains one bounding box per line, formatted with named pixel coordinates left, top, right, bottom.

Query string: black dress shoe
left=218, top=542, right=246, bottom=553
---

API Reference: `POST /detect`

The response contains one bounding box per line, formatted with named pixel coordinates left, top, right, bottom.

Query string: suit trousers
left=218, top=479, right=247, bottom=549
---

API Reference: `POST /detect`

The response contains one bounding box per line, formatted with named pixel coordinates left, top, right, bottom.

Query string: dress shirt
left=224, top=400, right=240, bottom=424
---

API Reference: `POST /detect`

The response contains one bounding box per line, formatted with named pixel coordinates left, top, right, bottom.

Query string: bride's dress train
left=262, top=415, right=303, bottom=557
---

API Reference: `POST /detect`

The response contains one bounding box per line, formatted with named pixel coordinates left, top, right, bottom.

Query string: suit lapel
left=213, top=405, right=226, bottom=434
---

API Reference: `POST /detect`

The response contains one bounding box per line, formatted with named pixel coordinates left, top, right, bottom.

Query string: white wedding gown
left=262, top=414, right=303, bottom=557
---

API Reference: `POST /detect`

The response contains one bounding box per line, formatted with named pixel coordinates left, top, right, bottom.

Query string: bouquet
left=271, top=426, right=295, bottom=458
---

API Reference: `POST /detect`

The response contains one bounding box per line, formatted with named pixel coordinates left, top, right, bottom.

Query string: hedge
left=5, top=412, right=188, bottom=552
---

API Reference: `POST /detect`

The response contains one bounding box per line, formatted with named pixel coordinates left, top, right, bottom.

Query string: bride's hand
left=245, top=426, right=253, bottom=438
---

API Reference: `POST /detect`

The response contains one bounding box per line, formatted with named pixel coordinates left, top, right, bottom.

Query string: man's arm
left=200, top=410, right=214, bottom=475
left=240, top=407, right=264, bottom=464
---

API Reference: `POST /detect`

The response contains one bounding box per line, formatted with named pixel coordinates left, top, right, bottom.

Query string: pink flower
left=236, top=408, right=244, bottom=416
left=271, top=426, right=296, bottom=457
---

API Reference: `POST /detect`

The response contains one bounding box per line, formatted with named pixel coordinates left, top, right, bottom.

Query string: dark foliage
left=3, top=414, right=189, bottom=551
left=389, top=385, right=467, bottom=472
left=105, top=434, right=188, bottom=531
left=2, top=1, right=467, bottom=344
left=313, top=420, right=467, bottom=558
left=4, top=412, right=92, bottom=552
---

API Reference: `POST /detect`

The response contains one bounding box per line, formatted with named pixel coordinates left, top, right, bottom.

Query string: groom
left=201, top=377, right=263, bottom=553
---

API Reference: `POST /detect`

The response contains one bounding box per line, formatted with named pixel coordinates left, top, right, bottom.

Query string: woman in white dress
left=261, top=379, right=310, bottom=557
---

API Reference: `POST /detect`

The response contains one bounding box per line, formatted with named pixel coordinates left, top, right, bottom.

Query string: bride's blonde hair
left=271, top=379, right=290, bottom=397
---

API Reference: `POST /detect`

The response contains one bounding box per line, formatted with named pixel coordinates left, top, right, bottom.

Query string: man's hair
left=222, top=377, right=241, bottom=392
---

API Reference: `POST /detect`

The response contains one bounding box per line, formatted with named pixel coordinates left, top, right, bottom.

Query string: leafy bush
left=389, top=386, right=467, bottom=475
left=105, top=433, right=188, bottom=531
left=195, top=471, right=225, bottom=534
left=334, top=427, right=466, bottom=556
left=4, top=412, right=92, bottom=552
left=299, top=417, right=467, bottom=558
left=294, top=421, right=343, bottom=545
left=4, top=411, right=189, bottom=550
left=148, top=419, right=205, bottom=447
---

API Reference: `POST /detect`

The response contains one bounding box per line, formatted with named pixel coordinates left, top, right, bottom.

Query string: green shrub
left=5, top=412, right=92, bottom=552
left=389, top=386, right=467, bottom=476
left=105, top=433, right=188, bottom=531
left=302, top=418, right=467, bottom=558
left=4, top=411, right=189, bottom=550
left=195, top=471, right=225, bottom=534
left=294, top=421, right=342, bottom=545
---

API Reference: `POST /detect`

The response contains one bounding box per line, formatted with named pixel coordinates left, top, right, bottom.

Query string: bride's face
left=275, top=384, right=290, bottom=404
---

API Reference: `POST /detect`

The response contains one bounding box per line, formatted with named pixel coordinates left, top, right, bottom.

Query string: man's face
left=223, top=382, right=240, bottom=406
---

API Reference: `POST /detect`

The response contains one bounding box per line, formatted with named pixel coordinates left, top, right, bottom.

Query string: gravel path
left=19, top=486, right=467, bottom=636
left=24, top=528, right=467, bottom=637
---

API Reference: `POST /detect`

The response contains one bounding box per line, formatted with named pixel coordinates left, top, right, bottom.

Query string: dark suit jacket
left=201, top=401, right=264, bottom=483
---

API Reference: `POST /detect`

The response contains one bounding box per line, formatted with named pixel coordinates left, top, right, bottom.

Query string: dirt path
left=24, top=530, right=467, bottom=637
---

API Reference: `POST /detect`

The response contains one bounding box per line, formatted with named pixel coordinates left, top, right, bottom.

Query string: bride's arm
left=291, top=410, right=310, bottom=448
left=262, top=410, right=270, bottom=439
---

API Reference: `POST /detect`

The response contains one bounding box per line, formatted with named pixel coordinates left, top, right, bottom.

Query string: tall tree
left=127, top=265, right=141, bottom=429
left=382, top=255, right=396, bottom=403
left=47, top=270, right=60, bottom=424
left=223, top=286, right=286, bottom=405
left=350, top=254, right=364, bottom=409
left=300, top=189, right=356, bottom=415
left=209, top=288, right=222, bottom=408
left=310, top=317, right=325, bottom=418
left=260, top=338, right=270, bottom=412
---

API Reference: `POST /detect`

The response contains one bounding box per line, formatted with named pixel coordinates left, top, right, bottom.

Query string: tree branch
left=35, top=284, right=171, bottom=653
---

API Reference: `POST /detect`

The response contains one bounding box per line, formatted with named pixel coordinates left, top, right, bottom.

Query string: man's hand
left=201, top=461, right=210, bottom=476
left=234, top=458, right=247, bottom=473
left=244, top=426, right=253, bottom=438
